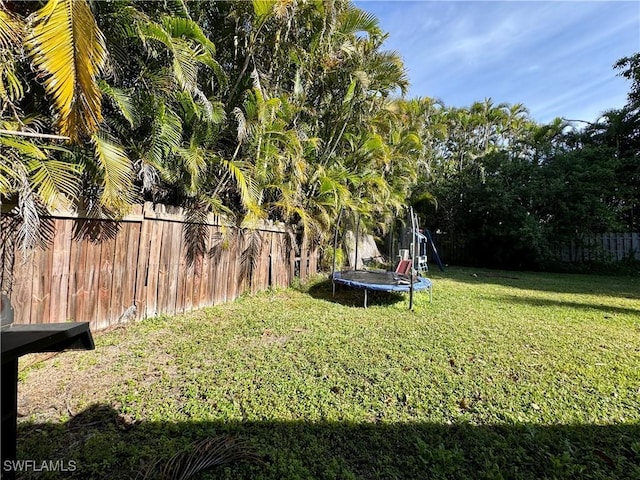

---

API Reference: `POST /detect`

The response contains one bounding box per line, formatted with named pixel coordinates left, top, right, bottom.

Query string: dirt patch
left=16, top=326, right=181, bottom=424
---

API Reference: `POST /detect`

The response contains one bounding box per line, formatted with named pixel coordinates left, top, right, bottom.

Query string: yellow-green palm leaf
left=0, top=8, right=24, bottom=104
left=92, top=132, right=134, bottom=213
left=26, top=0, right=107, bottom=142
left=0, top=8, right=21, bottom=49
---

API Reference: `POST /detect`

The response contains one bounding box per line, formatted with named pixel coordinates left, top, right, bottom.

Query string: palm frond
left=98, top=80, right=139, bottom=128
left=162, top=0, right=191, bottom=21
left=138, top=16, right=226, bottom=93
left=140, top=436, right=258, bottom=480
left=216, top=156, right=259, bottom=211
left=0, top=64, right=23, bottom=106
left=253, top=0, right=276, bottom=18
left=338, top=6, right=381, bottom=38
left=207, top=100, right=227, bottom=125
left=194, top=53, right=227, bottom=89
left=26, top=0, right=107, bottom=142
left=26, top=158, right=80, bottom=209
left=0, top=127, right=78, bottom=210
left=0, top=7, right=24, bottom=104
left=343, top=78, right=357, bottom=105
left=171, top=39, right=201, bottom=92
left=161, top=16, right=216, bottom=56
left=0, top=163, right=16, bottom=195
left=0, top=135, right=47, bottom=161
left=352, top=70, right=370, bottom=91
left=174, top=143, right=206, bottom=194
left=0, top=8, right=22, bottom=49
left=233, top=107, right=248, bottom=143
left=92, top=131, right=134, bottom=213
left=182, top=202, right=210, bottom=267
left=239, top=229, right=262, bottom=284
left=15, top=189, right=55, bottom=252
left=146, top=104, right=183, bottom=168
left=205, top=196, right=233, bottom=219
left=136, top=20, right=174, bottom=55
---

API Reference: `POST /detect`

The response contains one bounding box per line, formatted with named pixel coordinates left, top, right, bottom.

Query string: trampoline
left=330, top=206, right=435, bottom=309
left=332, top=270, right=432, bottom=307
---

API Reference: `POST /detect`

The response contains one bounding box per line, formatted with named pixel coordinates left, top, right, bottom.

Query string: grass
left=15, top=267, right=640, bottom=479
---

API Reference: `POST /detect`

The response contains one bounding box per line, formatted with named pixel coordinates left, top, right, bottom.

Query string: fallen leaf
left=593, top=449, right=615, bottom=468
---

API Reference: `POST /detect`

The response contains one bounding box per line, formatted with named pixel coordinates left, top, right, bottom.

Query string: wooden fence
left=434, top=231, right=640, bottom=267
left=0, top=203, right=318, bottom=331
left=560, top=232, right=640, bottom=262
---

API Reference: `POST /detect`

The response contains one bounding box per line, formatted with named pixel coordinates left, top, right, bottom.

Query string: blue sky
left=354, top=1, right=640, bottom=124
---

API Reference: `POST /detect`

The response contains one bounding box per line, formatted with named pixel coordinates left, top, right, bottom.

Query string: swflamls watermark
left=3, top=459, right=77, bottom=473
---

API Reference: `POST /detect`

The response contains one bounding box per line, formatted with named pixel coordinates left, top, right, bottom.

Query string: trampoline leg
left=364, top=289, right=368, bottom=308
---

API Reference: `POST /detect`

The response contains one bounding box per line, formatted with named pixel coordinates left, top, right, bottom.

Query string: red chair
left=395, top=259, right=412, bottom=276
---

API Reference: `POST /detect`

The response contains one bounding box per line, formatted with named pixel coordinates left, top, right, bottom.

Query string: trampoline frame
left=331, top=270, right=432, bottom=308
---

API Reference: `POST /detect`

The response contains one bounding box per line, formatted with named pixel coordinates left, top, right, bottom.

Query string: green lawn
left=16, top=267, right=640, bottom=479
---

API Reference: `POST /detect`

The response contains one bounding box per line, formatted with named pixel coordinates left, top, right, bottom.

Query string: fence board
left=190, top=243, right=203, bottom=310
left=308, top=246, right=318, bottom=278
left=145, top=219, right=164, bottom=318
left=49, top=220, right=68, bottom=323
left=253, top=231, right=268, bottom=293
left=79, top=237, right=99, bottom=326
left=181, top=232, right=195, bottom=314
left=110, top=225, right=127, bottom=324
left=269, top=233, right=276, bottom=288
left=11, top=251, right=34, bottom=325
left=96, top=236, right=116, bottom=331
left=0, top=223, right=15, bottom=295
left=30, top=245, right=52, bottom=324
left=67, top=235, right=85, bottom=322
left=122, top=222, right=140, bottom=320
left=168, top=221, right=183, bottom=315
left=235, top=231, right=247, bottom=299
left=156, top=220, right=172, bottom=315
left=134, top=213, right=152, bottom=319
left=218, top=229, right=231, bottom=304
left=217, top=228, right=228, bottom=305
left=197, top=227, right=212, bottom=308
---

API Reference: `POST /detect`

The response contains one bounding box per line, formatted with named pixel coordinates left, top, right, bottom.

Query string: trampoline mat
left=332, top=270, right=431, bottom=292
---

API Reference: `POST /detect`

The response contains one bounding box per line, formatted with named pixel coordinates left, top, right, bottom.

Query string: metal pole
left=332, top=208, right=344, bottom=296
left=388, top=230, right=393, bottom=272
left=409, top=207, right=416, bottom=310
left=354, top=215, right=360, bottom=271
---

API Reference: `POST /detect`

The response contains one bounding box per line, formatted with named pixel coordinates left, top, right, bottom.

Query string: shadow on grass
left=304, top=278, right=410, bottom=308
left=490, top=295, right=640, bottom=317
left=13, top=404, right=640, bottom=480
left=443, top=267, right=640, bottom=299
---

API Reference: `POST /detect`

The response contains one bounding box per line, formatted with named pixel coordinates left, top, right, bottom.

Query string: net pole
left=387, top=229, right=393, bottom=272
left=409, top=207, right=416, bottom=310
left=332, top=208, right=344, bottom=296
left=354, top=215, right=360, bottom=270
